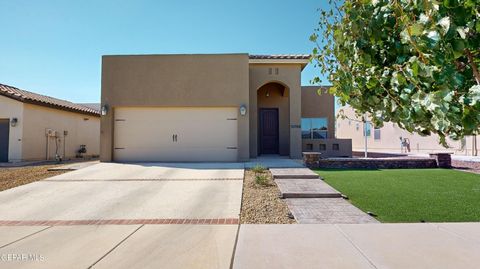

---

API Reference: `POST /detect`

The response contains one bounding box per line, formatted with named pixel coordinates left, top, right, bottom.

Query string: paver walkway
left=270, top=168, right=320, bottom=179
left=276, top=178, right=341, bottom=198
left=287, top=198, right=378, bottom=224
left=271, top=167, right=376, bottom=224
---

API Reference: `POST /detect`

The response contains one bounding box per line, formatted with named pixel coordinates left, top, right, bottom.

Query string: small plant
left=251, top=164, right=266, bottom=174
left=255, top=174, right=269, bottom=186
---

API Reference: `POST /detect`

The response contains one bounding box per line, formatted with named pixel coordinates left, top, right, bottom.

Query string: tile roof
left=0, top=83, right=100, bottom=116
left=249, top=54, right=311, bottom=60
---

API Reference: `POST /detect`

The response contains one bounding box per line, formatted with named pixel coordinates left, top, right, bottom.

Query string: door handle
left=172, top=134, right=175, bottom=142
left=174, top=134, right=178, bottom=142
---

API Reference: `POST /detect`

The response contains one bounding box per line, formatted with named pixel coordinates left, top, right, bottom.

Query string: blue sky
left=0, top=0, right=329, bottom=103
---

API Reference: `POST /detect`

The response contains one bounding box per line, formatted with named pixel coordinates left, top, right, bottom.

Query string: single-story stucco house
left=336, top=105, right=478, bottom=156
left=0, top=83, right=100, bottom=162
left=100, top=53, right=352, bottom=162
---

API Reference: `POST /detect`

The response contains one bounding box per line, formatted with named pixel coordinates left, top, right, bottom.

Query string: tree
left=311, top=0, right=480, bottom=145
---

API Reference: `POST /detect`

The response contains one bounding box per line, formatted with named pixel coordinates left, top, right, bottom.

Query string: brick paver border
left=0, top=218, right=239, bottom=226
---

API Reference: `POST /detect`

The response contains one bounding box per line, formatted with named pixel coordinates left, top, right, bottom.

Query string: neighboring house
left=336, top=105, right=478, bottom=156
left=100, top=53, right=351, bottom=162
left=0, top=83, right=100, bottom=162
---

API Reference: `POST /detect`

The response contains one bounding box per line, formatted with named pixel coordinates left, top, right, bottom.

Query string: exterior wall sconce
left=239, top=105, right=247, bottom=116
left=10, top=118, right=18, bottom=127
left=266, top=90, right=270, bottom=97
left=101, top=105, right=109, bottom=116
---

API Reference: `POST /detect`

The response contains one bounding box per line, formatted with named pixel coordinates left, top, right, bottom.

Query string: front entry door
left=0, top=119, right=9, bottom=162
left=259, top=108, right=279, bottom=154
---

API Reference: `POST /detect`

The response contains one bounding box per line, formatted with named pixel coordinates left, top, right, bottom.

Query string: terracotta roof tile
left=0, top=83, right=100, bottom=116
left=249, top=54, right=310, bottom=60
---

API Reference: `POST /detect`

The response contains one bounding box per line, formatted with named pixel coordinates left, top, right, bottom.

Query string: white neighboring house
left=0, top=83, right=100, bottom=162
left=336, top=106, right=478, bottom=156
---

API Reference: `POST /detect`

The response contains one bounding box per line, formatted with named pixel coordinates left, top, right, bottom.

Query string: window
left=319, top=144, right=326, bottom=151
left=332, top=144, right=339, bottom=151
left=301, top=118, right=328, bottom=139
left=301, top=118, right=312, bottom=139
left=363, top=123, right=371, bottom=137
left=374, top=128, right=381, bottom=140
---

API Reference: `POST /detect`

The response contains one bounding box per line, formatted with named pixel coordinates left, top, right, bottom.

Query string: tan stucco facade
left=300, top=87, right=352, bottom=157
left=249, top=64, right=303, bottom=159
left=101, top=54, right=250, bottom=162
left=0, top=96, right=100, bottom=162
left=301, top=86, right=335, bottom=139
left=337, top=106, right=478, bottom=156
left=101, top=54, right=344, bottom=162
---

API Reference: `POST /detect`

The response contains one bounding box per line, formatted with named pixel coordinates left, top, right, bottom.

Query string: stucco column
left=289, top=83, right=302, bottom=159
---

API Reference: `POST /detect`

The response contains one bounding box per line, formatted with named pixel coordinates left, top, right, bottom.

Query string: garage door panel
left=114, top=107, right=238, bottom=162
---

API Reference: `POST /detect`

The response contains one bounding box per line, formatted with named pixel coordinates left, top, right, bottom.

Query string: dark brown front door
left=259, top=108, right=279, bottom=154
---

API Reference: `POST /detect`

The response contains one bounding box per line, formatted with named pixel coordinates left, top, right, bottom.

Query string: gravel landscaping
left=240, top=169, right=295, bottom=224
left=0, top=164, right=67, bottom=192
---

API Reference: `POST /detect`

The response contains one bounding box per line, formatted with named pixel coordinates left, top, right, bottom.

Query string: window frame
left=301, top=117, right=328, bottom=140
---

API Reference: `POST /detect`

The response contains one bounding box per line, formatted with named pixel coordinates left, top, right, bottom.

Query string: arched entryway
left=257, top=82, right=290, bottom=156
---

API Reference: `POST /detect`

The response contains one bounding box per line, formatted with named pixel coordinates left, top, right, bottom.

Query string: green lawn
left=315, top=168, right=480, bottom=223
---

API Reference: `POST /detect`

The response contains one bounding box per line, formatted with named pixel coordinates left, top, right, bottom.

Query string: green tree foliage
left=311, top=0, right=480, bottom=144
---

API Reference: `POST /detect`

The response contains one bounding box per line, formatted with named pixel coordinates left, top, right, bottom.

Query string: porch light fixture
left=10, top=118, right=18, bottom=127
left=101, top=105, right=109, bottom=116
left=266, top=90, right=270, bottom=97
left=239, top=105, right=247, bottom=116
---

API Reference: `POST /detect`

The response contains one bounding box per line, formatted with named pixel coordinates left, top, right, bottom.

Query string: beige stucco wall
left=249, top=64, right=303, bottom=158
left=336, top=106, right=477, bottom=155
left=301, top=86, right=335, bottom=139
left=101, top=54, right=250, bottom=162
left=257, top=83, right=290, bottom=156
left=22, top=104, right=100, bottom=161
left=0, top=95, right=24, bottom=161
left=302, top=138, right=352, bottom=157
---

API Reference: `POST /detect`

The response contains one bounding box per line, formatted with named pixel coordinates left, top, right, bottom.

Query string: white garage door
left=114, top=107, right=238, bottom=162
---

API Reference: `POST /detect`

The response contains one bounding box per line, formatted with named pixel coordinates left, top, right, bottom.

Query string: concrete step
left=275, top=178, right=341, bottom=198
left=270, top=168, right=319, bottom=179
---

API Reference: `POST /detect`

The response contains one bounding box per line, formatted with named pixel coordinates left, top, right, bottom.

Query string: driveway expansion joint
left=0, top=226, right=52, bottom=249
left=0, top=218, right=240, bottom=226
left=334, top=224, right=379, bottom=269
left=87, top=224, right=144, bottom=269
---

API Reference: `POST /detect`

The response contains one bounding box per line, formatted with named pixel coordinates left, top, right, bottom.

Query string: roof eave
left=248, top=58, right=310, bottom=70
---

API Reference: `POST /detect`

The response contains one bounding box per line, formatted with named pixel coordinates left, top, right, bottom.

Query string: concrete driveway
left=2, top=162, right=480, bottom=269
left=0, top=162, right=244, bottom=269
left=47, top=162, right=244, bottom=180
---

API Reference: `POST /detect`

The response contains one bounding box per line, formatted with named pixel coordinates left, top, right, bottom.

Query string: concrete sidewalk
left=234, top=223, right=480, bottom=269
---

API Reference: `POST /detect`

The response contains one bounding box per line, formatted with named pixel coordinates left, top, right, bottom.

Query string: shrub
left=255, top=174, right=269, bottom=186
left=252, top=164, right=266, bottom=174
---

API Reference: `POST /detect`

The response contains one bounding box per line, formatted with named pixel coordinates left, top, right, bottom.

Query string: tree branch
left=466, top=49, right=480, bottom=85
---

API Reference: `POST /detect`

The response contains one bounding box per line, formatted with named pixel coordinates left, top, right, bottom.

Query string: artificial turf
left=315, top=168, right=480, bottom=223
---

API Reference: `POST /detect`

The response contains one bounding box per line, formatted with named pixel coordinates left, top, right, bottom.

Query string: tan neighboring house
left=100, top=53, right=351, bottom=162
left=336, top=105, right=478, bottom=156
left=0, top=83, right=100, bottom=162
